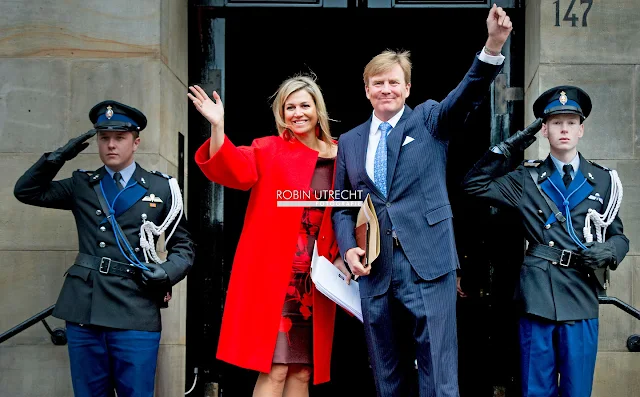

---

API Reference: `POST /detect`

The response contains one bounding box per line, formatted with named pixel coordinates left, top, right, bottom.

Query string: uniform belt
left=526, top=243, right=584, bottom=268
left=74, top=253, right=140, bottom=279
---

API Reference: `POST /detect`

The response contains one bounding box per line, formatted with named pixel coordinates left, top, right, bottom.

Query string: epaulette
left=587, top=159, right=610, bottom=171
left=77, top=169, right=94, bottom=175
left=151, top=170, right=173, bottom=179
left=523, top=159, right=542, bottom=167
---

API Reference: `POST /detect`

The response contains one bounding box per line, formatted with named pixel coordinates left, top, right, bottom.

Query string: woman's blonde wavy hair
left=271, top=74, right=334, bottom=145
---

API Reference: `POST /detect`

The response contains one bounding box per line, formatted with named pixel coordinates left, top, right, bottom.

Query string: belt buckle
left=99, top=257, right=111, bottom=274
left=559, top=250, right=572, bottom=267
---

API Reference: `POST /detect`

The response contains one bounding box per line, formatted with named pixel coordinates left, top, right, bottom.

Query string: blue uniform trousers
left=66, top=322, right=161, bottom=397
left=361, top=245, right=459, bottom=397
left=519, top=315, right=598, bottom=397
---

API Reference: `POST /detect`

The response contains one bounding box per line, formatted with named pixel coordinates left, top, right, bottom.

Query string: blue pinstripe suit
left=332, top=56, right=502, bottom=396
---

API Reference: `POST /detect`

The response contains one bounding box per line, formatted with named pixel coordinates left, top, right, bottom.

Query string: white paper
left=310, top=242, right=363, bottom=322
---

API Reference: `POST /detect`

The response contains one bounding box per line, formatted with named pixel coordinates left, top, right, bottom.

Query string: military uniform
left=14, top=157, right=193, bottom=331
left=462, top=86, right=629, bottom=397
left=462, top=152, right=627, bottom=321
left=13, top=100, right=194, bottom=397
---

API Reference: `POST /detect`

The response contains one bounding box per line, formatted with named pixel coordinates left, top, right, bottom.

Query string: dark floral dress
left=272, top=156, right=335, bottom=365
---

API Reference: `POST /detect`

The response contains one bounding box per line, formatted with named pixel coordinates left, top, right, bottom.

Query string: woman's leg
left=282, top=364, right=312, bottom=397
left=253, top=364, right=289, bottom=397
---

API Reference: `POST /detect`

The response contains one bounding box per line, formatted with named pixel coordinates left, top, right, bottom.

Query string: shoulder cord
left=139, top=178, right=184, bottom=264
left=583, top=170, right=623, bottom=244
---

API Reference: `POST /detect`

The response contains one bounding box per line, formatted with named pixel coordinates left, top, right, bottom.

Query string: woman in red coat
left=188, top=76, right=350, bottom=396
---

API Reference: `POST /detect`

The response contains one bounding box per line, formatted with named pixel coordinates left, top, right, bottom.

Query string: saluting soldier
left=462, top=86, right=629, bottom=397
left=14, top=101, right=195, bottom=397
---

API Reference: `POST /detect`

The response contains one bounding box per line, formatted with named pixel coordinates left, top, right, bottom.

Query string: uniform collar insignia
left=538, top=155, right=558, bottom=183
left=88, top=168, right=107, bottom=184
left=130, top=164, right=149, bottom=188
left=581, top=154, right=599, bottom=185
left=538, top=171, right=547, bottom=182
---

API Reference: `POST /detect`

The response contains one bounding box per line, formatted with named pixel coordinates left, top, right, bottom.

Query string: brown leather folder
left=355, top=193, right=380, bottom=268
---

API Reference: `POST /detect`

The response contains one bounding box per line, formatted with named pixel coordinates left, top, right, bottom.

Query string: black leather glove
left=579, top=241, right=617, bottom=270
left=494, top=118, right=543, bottom=158
left=47, top=129, right=97, bottom=163
left=141, top=263, right=170, bottom=290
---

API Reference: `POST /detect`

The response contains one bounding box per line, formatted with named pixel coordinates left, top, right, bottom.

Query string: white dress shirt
left=365, top=107, right=405, bottom=181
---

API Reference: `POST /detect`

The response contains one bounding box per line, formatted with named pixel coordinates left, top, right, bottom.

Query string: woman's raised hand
left=188, top=85, right=224, bottom=127
left=188, top=85, right=225, bottom=156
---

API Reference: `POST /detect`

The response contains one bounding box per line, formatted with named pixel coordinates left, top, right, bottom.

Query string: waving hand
left=188, top=85, right=225, bottom=156
left=188, top=85, right=224, bottom=127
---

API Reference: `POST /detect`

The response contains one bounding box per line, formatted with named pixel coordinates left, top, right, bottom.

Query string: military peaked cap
left=89, top=100, right=147, bottom=132
left=533, top=85, right=592, bottom=121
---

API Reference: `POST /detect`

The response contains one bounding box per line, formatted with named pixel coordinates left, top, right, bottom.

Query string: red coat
left=195, top=135, right=340, bottom=384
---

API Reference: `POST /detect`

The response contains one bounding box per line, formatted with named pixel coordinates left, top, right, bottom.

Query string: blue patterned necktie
left=374, top=122, right=392, bottom=197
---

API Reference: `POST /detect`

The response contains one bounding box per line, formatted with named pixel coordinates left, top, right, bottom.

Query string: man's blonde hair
left=363, top=50, right=412, bottom=86
left=271, top=75, right=333, bottom=145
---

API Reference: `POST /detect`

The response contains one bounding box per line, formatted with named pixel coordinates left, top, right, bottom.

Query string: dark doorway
left=188, top=5, right=525, bottom=397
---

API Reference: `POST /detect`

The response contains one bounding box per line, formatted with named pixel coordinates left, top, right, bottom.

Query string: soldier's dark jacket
left=462, top=151, right=629, bottom=322
left=14, top=154, right=194, bottom=332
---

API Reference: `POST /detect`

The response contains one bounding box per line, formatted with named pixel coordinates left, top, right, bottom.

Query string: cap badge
left=559, top=91, right=568, bottom=106
left=106, top=106, right=114, bottom=119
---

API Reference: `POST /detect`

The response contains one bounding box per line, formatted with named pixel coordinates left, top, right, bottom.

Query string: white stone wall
left=525, top=1, right=640, bottom=395
left=0, top=1, right=189, bottom=396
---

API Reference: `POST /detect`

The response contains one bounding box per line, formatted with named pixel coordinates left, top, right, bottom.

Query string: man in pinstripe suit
left=332, top=5, right=513, bottom=396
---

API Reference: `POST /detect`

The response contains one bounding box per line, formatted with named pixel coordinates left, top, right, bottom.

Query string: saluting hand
left=47, top=129, right=97, bottom=163
left=485, top=4, right=513, bottom=53
left=495, top=118, right=543, bottom=158
left=188, top=85, right=224, bottom=127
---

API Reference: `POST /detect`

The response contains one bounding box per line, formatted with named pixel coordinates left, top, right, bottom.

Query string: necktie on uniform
left=113, top=172, right=124, bottom=191
left=562, top=164, right=573, bottom=188
left=374, top=122, right=393, bottom=197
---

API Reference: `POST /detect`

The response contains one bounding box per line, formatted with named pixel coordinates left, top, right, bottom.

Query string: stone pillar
left=0, top=1, right=189, bottom=396
left=525, top=1, right=640, bottom=395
